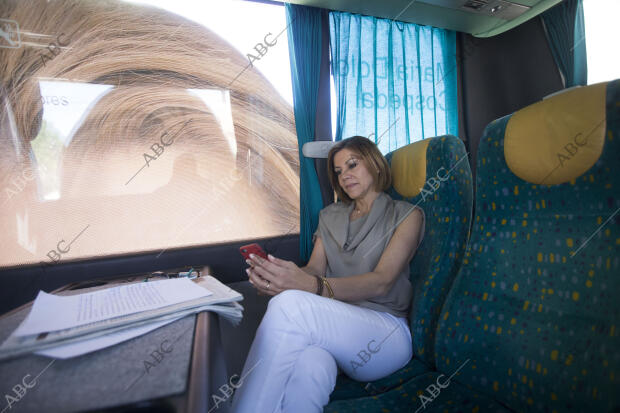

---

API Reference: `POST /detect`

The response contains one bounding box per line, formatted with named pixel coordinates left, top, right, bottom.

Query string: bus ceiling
left=276, top=0, right=562, bottom=37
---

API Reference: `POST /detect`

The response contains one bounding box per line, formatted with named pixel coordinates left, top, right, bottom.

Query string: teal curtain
left=285, top=4, right=324, bottom=262
left=541, top=0, right=588, bottom=87
left=330, top=12, right=458, bottom=152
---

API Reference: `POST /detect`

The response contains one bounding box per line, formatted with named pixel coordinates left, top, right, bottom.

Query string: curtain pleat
left=285, top=3, right=324, bottom=262
left=541, top=0, right=588, bottom=87
left=330, top=12, right=458, bottom=152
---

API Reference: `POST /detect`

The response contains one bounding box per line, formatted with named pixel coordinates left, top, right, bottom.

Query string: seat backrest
left=385, top=135, right=473, bottom=367
left=434, top=80, right=620, bottom=412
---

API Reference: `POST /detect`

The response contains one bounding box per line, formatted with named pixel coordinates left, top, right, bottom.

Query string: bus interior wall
left=0, top=234, right=302, bottom=316
left=458, top=16, right=564, bottom=185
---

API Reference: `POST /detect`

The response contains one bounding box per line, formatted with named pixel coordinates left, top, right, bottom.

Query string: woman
left=233, top=136, right=425, bottom=413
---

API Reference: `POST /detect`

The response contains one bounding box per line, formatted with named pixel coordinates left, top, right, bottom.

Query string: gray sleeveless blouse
left=312, top=192, right=425, bottom=318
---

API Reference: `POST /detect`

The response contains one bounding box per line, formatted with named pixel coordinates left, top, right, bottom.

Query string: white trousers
left=231, top=289, right=412, bottom=413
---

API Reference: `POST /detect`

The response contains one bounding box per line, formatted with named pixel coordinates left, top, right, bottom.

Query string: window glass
left=583, top=0, right=620, bottom=84
left=0, top=0, right=299, bottom=268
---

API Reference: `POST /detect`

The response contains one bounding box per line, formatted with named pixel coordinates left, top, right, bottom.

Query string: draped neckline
left=326, top=192, right=391, bottom=252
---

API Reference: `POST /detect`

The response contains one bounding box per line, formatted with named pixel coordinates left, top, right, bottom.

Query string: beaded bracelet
left=314, top=275, right=324, bottom=296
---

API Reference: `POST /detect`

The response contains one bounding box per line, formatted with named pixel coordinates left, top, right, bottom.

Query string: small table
left=0, top=273, right=231, bottom=413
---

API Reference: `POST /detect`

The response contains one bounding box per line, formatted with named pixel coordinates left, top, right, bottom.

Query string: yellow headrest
left=391, top=138, right=431, bottom=197
left=504, top=82, right=608, bottom=185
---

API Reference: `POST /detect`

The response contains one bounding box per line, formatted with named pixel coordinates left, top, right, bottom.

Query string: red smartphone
left=239, top=243, right=268, bottom=261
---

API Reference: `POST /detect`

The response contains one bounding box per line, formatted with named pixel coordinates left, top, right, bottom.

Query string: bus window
left=0, top=0, right=299, bottom=268
left=583, top=0, right=620, bottom=84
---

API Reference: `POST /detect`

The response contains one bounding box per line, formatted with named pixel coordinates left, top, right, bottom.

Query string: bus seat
left=431, top=79, right=620, bottom=412
left=328, top=135, right=474, bottom=402
left=328, top=371, right=513, bottom=412
left=325, top=80, right=619, bottom=412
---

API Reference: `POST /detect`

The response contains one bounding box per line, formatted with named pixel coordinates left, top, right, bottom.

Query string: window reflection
left=0, top=0, right=299, bottom=268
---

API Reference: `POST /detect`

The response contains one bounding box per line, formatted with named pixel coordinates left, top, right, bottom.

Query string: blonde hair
left=0, top=0, right=299, bottom=214
left=0, top=0, right=300, bottom=266
left=327, top=136, right=392, bottom=203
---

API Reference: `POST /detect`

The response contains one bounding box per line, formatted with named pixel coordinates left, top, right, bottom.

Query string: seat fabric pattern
left=326, top=372, right=513, bottom=413
left=386, top=135, right=473, bottom=365
left=434, top=80, right=620, bottom=412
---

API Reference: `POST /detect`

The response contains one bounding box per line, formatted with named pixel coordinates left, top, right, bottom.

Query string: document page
left=13, top=278, right=212, bottom=336
left=34, top=315, right=185, bottom=359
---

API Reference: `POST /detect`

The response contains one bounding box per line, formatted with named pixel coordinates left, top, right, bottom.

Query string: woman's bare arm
left=300, top=235, right=328, bottom=277
left=300, top=265, right=321, bottom=277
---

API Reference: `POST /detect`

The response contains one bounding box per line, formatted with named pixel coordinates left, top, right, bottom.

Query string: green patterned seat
left=328, top=135, right=474, bottom=402
left=330, top=357, right=431, bottom=401
left=433, top=80, right=620, bottom=412
left=327, top=372, right=512, bottom=413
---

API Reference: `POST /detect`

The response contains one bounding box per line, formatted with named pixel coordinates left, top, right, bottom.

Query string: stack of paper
left=0, top=275, right=243, bottom=361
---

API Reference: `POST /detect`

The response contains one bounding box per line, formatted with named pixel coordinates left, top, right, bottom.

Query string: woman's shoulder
left=318, top=200, right=349, bottom=223
left=387, top=195, right=426, bottom=246
left=389, top=195, right=425, bottom=221
left=381, top=192, right=409, bottom=210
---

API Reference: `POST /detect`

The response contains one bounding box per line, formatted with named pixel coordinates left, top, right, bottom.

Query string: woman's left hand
left=246, top=254, right=313, bottom=296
